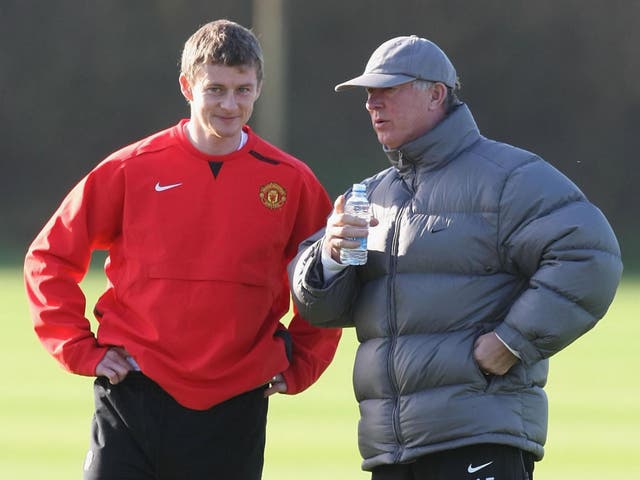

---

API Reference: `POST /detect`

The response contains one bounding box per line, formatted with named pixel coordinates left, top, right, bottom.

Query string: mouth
left=373, top=118, right=388, bottom=129
left=214, top=116, right=242, bottom=128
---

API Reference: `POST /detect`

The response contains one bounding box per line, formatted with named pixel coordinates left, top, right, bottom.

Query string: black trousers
left=83, top=372, right=268, bottom=480
left=371, top=443, right=535, bottom=480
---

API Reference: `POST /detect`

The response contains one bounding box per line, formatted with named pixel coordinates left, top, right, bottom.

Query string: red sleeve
left=24, top=159, right=124, bottom=376
left=279, top=170, right=342, bottom=394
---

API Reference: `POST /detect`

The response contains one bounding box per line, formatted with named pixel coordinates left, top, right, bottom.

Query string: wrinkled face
left=365, top=81, right=437, bottom=149
left=179, top=63, right=261, bottom=153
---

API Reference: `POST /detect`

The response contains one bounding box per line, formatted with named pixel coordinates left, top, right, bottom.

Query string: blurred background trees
left=2, top=0, right=638, bottom=267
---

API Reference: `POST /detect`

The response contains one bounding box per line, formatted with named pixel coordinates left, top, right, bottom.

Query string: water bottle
left=340, top=183, right=370, bottom=265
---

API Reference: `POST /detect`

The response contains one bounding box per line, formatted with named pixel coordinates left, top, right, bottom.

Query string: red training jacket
left=24, top=121, right=341, bottom=409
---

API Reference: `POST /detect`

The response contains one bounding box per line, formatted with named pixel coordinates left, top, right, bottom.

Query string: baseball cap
left=335, top=35, right=457, bottom=92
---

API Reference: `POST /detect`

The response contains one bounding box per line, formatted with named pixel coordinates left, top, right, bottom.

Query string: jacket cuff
left=494, top=323, right=541, bottom=366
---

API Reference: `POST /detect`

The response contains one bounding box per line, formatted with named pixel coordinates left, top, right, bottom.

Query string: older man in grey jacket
left=289, top=36, right=622, bottom=480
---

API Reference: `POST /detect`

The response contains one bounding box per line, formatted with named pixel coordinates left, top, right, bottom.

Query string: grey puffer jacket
left=289, top=104, right=622, bottom=471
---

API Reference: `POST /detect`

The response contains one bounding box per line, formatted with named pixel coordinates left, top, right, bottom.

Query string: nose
left=366, top=91, right=382, bottom=111
left=220, top=91, right=238, bottom=110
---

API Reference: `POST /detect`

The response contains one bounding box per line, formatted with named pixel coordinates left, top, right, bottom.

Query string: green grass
left=2, top=265, right=638, bottom=479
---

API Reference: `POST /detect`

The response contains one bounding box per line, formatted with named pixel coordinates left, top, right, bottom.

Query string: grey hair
left=413, top=79, right=462, bottom=113
left=412, top=79, right=434, bottom=91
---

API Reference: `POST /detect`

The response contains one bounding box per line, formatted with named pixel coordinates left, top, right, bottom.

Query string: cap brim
left=334, top=73, right=415, bottom=92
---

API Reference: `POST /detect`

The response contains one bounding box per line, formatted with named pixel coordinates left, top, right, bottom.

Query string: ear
left=255, top=80, right=263, bottom=100
left=179, top=73, right=193, bottom=102
left=428, top=82, right=448, bottom=110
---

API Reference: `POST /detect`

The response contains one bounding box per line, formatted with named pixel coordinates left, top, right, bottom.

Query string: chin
left=380, top=139, right=399, bottom=149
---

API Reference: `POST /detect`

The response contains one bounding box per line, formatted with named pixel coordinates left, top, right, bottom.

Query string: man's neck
left=184, top=122, right=242, bottom=156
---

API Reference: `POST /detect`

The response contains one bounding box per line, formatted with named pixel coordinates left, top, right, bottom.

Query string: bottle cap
left=353, top=183, right=366, bottom=192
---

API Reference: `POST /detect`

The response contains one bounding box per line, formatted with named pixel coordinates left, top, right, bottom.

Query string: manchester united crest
left=259, top=182, right=287, bottom=209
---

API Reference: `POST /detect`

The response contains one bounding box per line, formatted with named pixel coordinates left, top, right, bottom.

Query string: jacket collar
left=384, top=104, right=481, bottom=173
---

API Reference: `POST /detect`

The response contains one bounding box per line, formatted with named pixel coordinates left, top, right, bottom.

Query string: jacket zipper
left=387, top=200, right=409, bottom=461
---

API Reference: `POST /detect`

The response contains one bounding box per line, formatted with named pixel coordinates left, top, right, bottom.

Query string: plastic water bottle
left=340, top=183, right=370, bottom=265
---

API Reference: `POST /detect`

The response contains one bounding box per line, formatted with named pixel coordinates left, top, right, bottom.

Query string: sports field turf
left=1, top=265, right=638, bottom=479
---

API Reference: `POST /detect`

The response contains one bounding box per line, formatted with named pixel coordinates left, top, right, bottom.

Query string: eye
left=366, top=87, right=391, bottom=96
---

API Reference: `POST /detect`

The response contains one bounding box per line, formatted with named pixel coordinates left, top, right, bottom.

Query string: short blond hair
left=180, top=20, right=263, bottom=84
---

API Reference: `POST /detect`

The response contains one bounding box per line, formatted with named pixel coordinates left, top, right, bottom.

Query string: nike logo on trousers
left=467, top=461, right=493, bottom=473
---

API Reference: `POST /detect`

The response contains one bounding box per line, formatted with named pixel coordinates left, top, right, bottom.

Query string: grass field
left=1, top=265, right=638, bottom=479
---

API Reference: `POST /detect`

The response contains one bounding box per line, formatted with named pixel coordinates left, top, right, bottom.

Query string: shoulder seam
left=249, top=149, right=280, bottom=165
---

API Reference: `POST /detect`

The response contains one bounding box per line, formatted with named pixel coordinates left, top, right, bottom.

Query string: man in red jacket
left=24, top=19, right=341, bottom=480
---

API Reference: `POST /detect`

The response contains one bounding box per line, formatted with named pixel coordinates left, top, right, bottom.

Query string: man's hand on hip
left=473, top=332, right=518, bottom=376
left=96, top=347, right=134, bottom=384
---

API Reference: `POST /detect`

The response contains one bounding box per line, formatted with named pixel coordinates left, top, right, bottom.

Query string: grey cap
left=335, top=35, right=457, bottom=92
